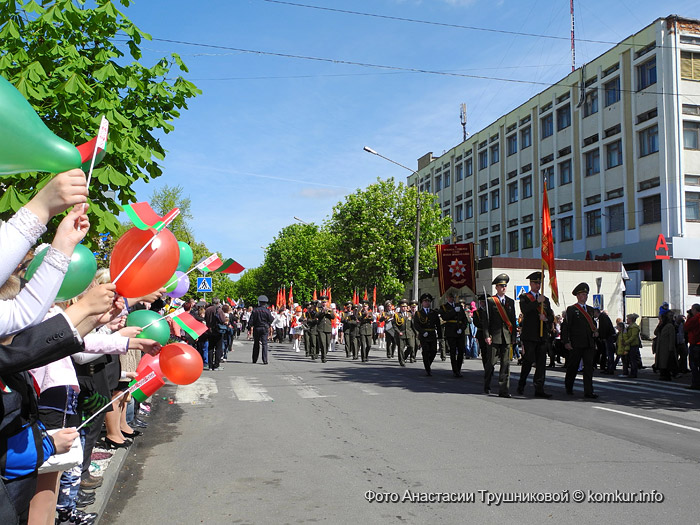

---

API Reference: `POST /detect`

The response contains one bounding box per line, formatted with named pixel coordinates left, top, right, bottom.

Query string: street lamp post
left=293, top=216, right=310, bottom=226
left=363, top=146, right=422, bottom=301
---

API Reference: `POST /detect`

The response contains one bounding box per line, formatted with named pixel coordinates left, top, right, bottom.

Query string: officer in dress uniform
left=383, top=301, right=397, bottom=359
left=439, top=291, right=470, bottom=377
left=303, top=301, right=318, bottom=359
left=413, top=293, right=443, bottom=376
left=249, top=295, right=274, bottom=364
left=315, top=295, right=335, bottom=363
left=341, top=301, right=359, bottom=359
left=561, top=283, right=599, bottom=399
left=358, top=301, right=374, bottom=362
left=409, top=299, right=420, bottom=362
left=517, top=272, right=554, bottom=398
left=483, top=274, right=517, bottom=397
left=393, top=299, right=413, bottom=366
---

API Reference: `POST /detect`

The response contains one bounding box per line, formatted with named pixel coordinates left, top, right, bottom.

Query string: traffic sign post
left=197, top=277, right=213, bottom=293
left=592, top=294, right=604, bottom=310
left=515, top=285, right=530, bottom=298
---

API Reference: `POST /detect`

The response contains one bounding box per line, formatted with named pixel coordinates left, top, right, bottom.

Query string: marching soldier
left=409, top=299, right=420, bottom=362
left=341, top=301, right=359, bottom=359
left=561, top=283, right=599, bottom=399
left=393, top=299, right=414, bottom=366
left=303, top=301, right=318, bottom=359
left=413, top=293, right=443, bottom=376
left=483, top=274, right=517, bottom=397
left=517, top=272, right=554, bottom=398
left=472, top=293, right=489, bottom=370
left=358, top=301, right=374, bottom=362
left=439, top=291, right=470, bottom=377
left=383, top=301, right=397, bottom=359
left=315, top=295, right=335, bottom=363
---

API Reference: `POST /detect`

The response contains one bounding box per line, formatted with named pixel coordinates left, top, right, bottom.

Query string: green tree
left=233, top=267, right=267, bottom=308
left=0, top=0, right=201, bottom=238
left=150, top=184, right=193, bottom=241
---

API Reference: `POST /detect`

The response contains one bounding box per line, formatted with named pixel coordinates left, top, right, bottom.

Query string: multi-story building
left=408, top=15, right=700, bottom=312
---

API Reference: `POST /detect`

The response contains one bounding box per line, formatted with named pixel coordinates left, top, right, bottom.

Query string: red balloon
left=159, top=343, right=203, bottom=385
left=136, top=353, right=165, bottom=379
left=110, top=226, right=179, bottom=298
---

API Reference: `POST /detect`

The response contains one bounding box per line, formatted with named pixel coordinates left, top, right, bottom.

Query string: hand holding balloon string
left=49, top=204, right=90, bottom=257
left=24, top=169, right=88, bottom=225
left=64, top=283, right=116, bottom=336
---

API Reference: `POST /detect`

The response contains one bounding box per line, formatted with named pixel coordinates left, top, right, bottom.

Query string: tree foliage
left=150, top=184, right=193, bottom=241
left=0, top=0, right=201, bottom=238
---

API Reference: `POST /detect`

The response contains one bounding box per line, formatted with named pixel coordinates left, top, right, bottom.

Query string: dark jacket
left=483, top=295, right=516, bottom=345
left=562, top=304, right=597, bottom=349
left=413, top=308, right=443, bottom=342
left=596, top=312, right=615, bottom=341
left=439, top=302, right=469, bottom=339
left=519, top=292, right=554, bottom=343
left=248, top=305, right=273, bottom=329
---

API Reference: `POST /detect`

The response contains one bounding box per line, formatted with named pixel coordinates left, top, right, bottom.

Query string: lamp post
left=363, top=146, right=422, bottom=301
left=293, top=216, right=310, bottom=225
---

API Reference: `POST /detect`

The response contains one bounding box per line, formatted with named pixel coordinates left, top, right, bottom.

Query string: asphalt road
left=102, top=339, right=700, bottom=524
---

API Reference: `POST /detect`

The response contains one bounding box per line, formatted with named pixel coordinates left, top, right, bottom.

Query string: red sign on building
left=436, top=243, right=476, bottom=296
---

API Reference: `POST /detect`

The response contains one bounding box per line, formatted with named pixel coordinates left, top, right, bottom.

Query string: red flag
left=353, top=289, right=358, bottom=305
left=363, top=289, right=368, bottom=301
left=372, top=286, right=376, bottom=308
left=313, top=288, right=317, bottom=301
left=172, top=311, right=208, bottom=340
left=288, top=284, right=293, bottom=306
left=283, top=286, right=286, bottom=306
left=542, top=183, right=559, bottom=305
left=212, top=258, right=245, bottom=274
left=328, top=287, right=332, bottom=305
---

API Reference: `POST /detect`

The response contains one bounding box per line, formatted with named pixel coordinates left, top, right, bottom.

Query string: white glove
left=423, top=332, right=428, bottom=338
left=457, top=329, right=462, bottom=334
left=455, top=307, right=460, bottom=312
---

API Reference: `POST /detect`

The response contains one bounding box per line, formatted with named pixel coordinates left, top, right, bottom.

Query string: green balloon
left=25, top=244, right=98, bottom=301
left=0, top=75, right=81, bottom=175
left=176, top=242, right=194, bottom=272
left=164, top=272, right=179, bottom=293
left=126, top=309, right=171, bottom=346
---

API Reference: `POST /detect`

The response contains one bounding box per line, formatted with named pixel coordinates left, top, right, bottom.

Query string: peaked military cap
left=398, top=299, right=408, bottom=306
left=319, top=295, right=329, bottom=301
left=572, top=282, right=590, bottom=295
left=419, top=293, right=433, bottom=302
left=526, top=271, right=542, bottom=283
left=477, top=293, right=490, bottom=300
left=409, top=299, right=419, bottom=305
left=492, top=273, right=510, bottom=286
left=344, top=300, right=353, bottom=307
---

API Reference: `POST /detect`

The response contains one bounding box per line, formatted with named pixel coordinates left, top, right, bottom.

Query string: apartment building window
left=684, top=121, right=700, bottom=150
left=606, top=140, right=623, bottom=168
left=557, top=104, right=571, bottom=130
left=490, top=143, right=500, bottom=164
left=607, top=203, right=624, bottom=232
left=480, top=241, right=488, bottom=258
left=687, top=192, right=700, bottom=221
left=479, top=194, right=488, bottom=214
left=521, top=126, right=532, bottom=148
left=559, top=159, right=572, bottom=185
left=455, top=163, right=463, bottom=182
left=491, top=236, right=501, bottom=256
left=491, top=189, right=500, bottom=210
left=586, top=210, right=602, bottom=236
left=425, top=181, right=431, bottom=193
left=522, top=176, right=532, bottom=199
left=560, top=216, right=573, bottom=241
left=639, top=125, right=659, bottom=157
left=637, top=57, right=657, bottom=91
left=466, top=158, right=473, bottom=177
left=455, top=204, right=463, bottom=222
left=681, top=52, right=700, bottom=81
left=541, top=114, right=553, bottom=138
left=443, top=209, right=450, bottom=219
left=585, top=149, right=600, bottom=176
left=465, top=199, right=473, bottom=219
left=508, top=182, right=518, bottom=204
left=507, top=134, right=517, bottom=155
left=435, top=175, right=442, bottom=192
left=522, top=227, right=533, bottom=249
left=604, top=77, right=620, bottom=106
left=541, top=166, right=553, bottom=189
left=641, top=194, right=661, bottom=224
left=478, top=150, right=488, bottom=170
left=583, top=91, right=598, bottom=117
left=444, top=171, right=451, bottom=188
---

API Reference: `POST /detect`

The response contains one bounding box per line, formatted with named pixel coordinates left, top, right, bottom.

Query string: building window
left=465, top=158, right=473, bottom=177
left=681, top=51, right=700, bottom=81
left=425, top=181, right=431, bottom=193
left=435, top=175, right=442, bottom=192
left=479, top=194, right=488, bottom=214
left=522, top=176, right=532, bottom=199
left=604, top=77, right=620, bottom=106
left=491, top=189, right=500, bottom=210
left=507, top=134, right=517, bottom=156
left=585, top=149, right=600, bottom=176
left=607, top=203, right=624, bottom=232
left=641, top=194, right=661, bottom=224
left=522, top=227, right=533, bottom=249
left=541, top=114, right=553, bottom=138
left=490, top=143, right=500, bottom=164
left=560, top=216, right=573, bottom=241
left=480, top=240, right=488, bottom=258
left=637, top=57, right=657, bottom=91
left=557, top=104, right=571, bottom=130
left=583, top=91, right=598, bottom=117
left=586, top=210, right=602, bottom=237
left=465, top=199, right=473, bottom=219
left=443, top=209, right=450, bottom=219
left=684, top=121, right=700, bottom=150
left=444, top=171, right=451, bottom=188
left=508, top=230, right=519, bottom=252
left=542, top=166, right=554, bottom=189
left=639, top=125, right=659, bottom=157
left=687, top=192, right=700, bottom=221
left=455, top=163, right=463, bottom=182
left=521, top=126, right=532, bottom=148
left=559, top=159, right=572, bottom=185
left=455, top=204, right=463, bottom=222
left=478, top=150, right=488, bottom=170
left=606, top=140, right=623, bottom=168
left=491, top=236, right=501, bottom=256
left=508, top=182, right=518, bottom=204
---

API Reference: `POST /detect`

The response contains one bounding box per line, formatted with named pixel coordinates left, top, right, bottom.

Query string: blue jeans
left=56, top=435, right=85, bottom=510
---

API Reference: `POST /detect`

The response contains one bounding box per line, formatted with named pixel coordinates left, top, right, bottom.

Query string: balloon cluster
left=136, top=342, right=203, bottom=386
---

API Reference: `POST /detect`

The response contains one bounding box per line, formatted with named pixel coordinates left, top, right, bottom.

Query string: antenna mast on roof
left=460, top=103, right=467, bottom=142
left=570, top=0, right=576, bottom=72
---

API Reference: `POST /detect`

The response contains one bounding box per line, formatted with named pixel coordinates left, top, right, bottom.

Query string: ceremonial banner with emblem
left=436, top=243, right=475, bottom=297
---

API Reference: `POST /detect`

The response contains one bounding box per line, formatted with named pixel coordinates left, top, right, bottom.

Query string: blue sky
left=120, top=0, right=697, bottom=276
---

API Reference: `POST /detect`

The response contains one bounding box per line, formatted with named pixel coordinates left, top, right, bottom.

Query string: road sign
left=515, top=285, right=530, bottom=297
left=197, top=277, right=212, bottom=293
left=592, top=294, right=604, bottom=310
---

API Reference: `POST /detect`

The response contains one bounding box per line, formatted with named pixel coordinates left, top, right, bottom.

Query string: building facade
left=408, top=15, right=700, bottom=312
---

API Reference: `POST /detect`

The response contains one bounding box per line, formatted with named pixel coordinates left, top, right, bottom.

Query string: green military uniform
left=413, top=293, right=443, bottom=376
left=439, top=293, right=470, bottom=377
left=358, top=303, right=373, bottom=362
left=315, top=296, right=335, bottom=363
left=483, top=273, right=517, bottom=397
left=303, top=303, right=318, bottom=359
left=341, top=302, right=359, bottom=359
left=393, top=299, right=415, bottom=366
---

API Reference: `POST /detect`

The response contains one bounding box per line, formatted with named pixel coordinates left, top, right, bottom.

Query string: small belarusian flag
left=123, top=202, right=180, bottom=232
left=172, top=311, right=208, bottom=340
left=212, top=258, right=245, bottom=274
left=128, top=366, right=165, bottom=403
left=196, top=254, right=221, bottom=273
left=76, top=135, right=107, bottom=172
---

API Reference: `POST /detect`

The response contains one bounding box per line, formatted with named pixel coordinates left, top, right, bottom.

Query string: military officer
left=408, top=299, right=420, bottom=362
left=413, top=293, right=443, bottom=376
left=358, top=301, right=374, bottom=362
left=483, top=274, right=517, bottom=397
left=393, top=299, right=413, bottom=366
left=472, top=293, right=489, bottom=370
left=439, top=291, right=470, bottom=377
left=382, top=301, right=397, bottom=359
left=303, top=301, right=318, bottom=359
left=517, top=272, right=554, bottom=398
left=341, top=301, right=359, bottom=359
left=315, top=296, right=335, bottom=363
left=249, top=295, right=274, bottom=364
left=561, top=283, right=599, bottom=399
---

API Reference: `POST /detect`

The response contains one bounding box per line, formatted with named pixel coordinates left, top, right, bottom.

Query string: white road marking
left=357, top=385, right=380, bottom=396
left=593, top=406, right=700, bottom=433
left=279, top=375, right=335, bottom=398
left=515, top=373, right=691, bottom=396
left=230, top=377, right=273, bottom=402
left=174, top=376, right=218, bottom=404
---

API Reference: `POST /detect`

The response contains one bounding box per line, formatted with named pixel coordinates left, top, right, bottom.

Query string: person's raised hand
left=50, top=205, right=90, bottom=257
left=119, top=326, right=143, bottom=338
left=25, top=169, right=88, bottom=224
left=129, top=338, right=161, bottom=356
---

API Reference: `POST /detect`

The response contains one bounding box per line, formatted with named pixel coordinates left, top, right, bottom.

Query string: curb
left=85, top=444, right=129, bottom=524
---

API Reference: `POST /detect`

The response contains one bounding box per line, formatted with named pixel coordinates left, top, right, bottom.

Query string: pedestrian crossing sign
left=197, top=277, right=213, bottom=293
left=515, top=285, right=529, bottom=297
left=592, top=294, right=604, bottom=310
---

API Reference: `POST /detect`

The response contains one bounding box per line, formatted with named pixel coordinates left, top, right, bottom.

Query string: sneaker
left=56, top=508, right=98, bottom=525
